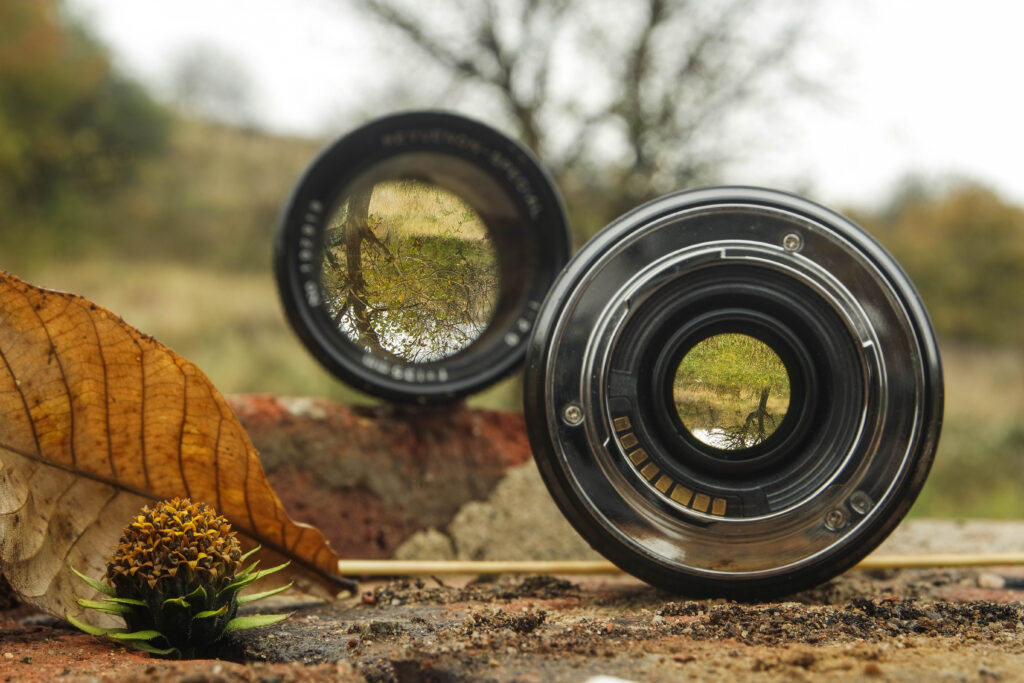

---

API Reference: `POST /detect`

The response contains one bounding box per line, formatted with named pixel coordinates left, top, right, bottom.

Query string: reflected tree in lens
left=319, top=180, right=498, bottom=362
left=673, top=334, right=790, bottom=450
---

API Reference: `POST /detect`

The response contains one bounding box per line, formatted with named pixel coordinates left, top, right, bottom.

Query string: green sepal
left=221, top=561, right=288, bottom=597
left=161, top=585, right=204, bottom=610
left=184, top=584, right=208, bottom=603
left=239, top=545, right=261, bottom=564
left=251, top=562, right=289, bottom=581
left=66, top=615, right=163, bottom=644
left=194, top=604, right=229, bottom=620
left=71, top=567, right=116, bottom=597
left=106, top=629, right=164, bottom=641
left=234, top=559, right=260, bottom=581
left=237, top=582, right=293, bottom=605
left=223, top=612, right=290, bottom=633
left=66, top=612, right=119, bottom=636
left=223, top=573, right=259, bottom=595
left=77, top=599, right=131, bottom=616
left=103, top=596, right=147, bottom=606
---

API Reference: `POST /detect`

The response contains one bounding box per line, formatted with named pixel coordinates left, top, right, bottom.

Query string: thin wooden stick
left=855, top=553, right=1024, bottom=570
left=339, top=560, right=621, bottom=576
left=339, top=553, right=1024, bottom=577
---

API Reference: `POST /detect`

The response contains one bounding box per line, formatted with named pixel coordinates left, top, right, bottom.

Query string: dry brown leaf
left=0, top=271, right=353, bottom=623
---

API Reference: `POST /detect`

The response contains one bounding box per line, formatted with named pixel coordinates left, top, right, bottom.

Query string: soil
left=5, top=400, right=1024, bottom=680
left=3, top=561, right=1024, bottom=682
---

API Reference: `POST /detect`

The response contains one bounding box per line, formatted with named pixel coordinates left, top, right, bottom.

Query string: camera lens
left=524, top=186, right=943, bottom=598
left=275, top=112, right=570, bottom=402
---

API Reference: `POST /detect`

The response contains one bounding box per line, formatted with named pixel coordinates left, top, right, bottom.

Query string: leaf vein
left=82, top=303, right=115, bottom=479
left=172, top=357, right=190, bottom=500
left=0, top=347, right=42, bottom=458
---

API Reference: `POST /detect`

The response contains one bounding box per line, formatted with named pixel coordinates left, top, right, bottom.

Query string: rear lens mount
left=524, top=186, right=943, bottom=598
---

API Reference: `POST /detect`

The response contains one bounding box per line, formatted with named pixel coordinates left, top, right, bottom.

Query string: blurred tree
left=0, top=0, right=168, bottom=251
left=353, top=0, right=825, bottom=236
left=854, top=182, right=1024, bottom=345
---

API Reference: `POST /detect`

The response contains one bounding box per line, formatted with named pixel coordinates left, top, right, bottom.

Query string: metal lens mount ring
left=275, top=111, right=570, bottom=403
left=524, top=186, right=943, bottom=598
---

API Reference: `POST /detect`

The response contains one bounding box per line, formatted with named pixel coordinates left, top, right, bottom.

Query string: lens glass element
left=672, top=333, right=790, bottom=450
left=276, top=112, right=571, bottom=403
left=319, top=178, right=498, bottom=362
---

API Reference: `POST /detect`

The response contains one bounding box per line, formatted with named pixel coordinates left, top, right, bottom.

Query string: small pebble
left=979, top=664, right=1001, bottom=679
left=978, top=573, right=1007, bottom=589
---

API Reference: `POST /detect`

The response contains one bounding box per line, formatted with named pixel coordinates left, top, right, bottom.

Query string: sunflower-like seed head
left=69, top=498, right=291, bottom=659
left=106, top=498, right=241, bottom=607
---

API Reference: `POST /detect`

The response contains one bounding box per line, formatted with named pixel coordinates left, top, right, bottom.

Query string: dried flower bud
left=106, top=498, right=242, bottom=603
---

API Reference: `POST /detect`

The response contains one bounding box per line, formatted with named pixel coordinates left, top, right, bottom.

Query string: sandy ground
left=3, top=518, right=1024, bottom=682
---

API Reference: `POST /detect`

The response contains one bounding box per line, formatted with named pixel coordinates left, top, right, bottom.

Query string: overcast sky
left=69, top=0, right=1024, bottom=209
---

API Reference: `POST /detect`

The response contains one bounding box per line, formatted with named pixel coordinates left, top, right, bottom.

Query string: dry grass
left=941, top=345, right=1024, bottom=420
left=362, top=180, right=489, bottom=240
left=21, top=260, right=367, bottom=405
left=911, top=345, right=1024, bottom=518
left=11, top=259, right=519, bottom=410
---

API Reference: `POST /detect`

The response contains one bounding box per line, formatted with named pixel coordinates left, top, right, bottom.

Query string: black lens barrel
left=274, top=111, right=570, bottom=403
left=276, top=114, right=943, bottom=598
left=523, top=186, right=943, bottom=598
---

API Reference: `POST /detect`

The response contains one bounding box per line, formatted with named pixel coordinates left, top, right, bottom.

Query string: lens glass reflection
left=320, top=179, right=498, bottom=362
left=673, top=333, right=790, bottom=450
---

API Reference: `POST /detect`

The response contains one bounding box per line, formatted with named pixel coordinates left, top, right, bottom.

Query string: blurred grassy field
left=16, top=259, right=521, bottom=409
left=3, top=117, right=1020, bottom=518
left=358, top=180, right=489, bottom=240
left=912, top=346, right=1024, bottom=518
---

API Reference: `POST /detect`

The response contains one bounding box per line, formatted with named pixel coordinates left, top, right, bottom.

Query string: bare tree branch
left=352, top=0, right=826, bottom=235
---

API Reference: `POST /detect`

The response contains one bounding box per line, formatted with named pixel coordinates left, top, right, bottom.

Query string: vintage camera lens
left=524, top=187, right=943, bottom=598
left=275, top=112, right=570, bottom=402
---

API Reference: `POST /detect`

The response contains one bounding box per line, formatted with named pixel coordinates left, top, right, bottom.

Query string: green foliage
left=853, top=183, right=1024, bottom=344
left=0, top=0, right=168, bottom=264
left=673, top=334, right=791, bottom=448
left=675, top=334, right=790, bottom=400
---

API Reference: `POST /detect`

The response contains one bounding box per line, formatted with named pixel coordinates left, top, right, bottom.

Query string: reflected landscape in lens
left=673, top=333, right=790, bottom=450
left=319, top=179, right=498, bottom=362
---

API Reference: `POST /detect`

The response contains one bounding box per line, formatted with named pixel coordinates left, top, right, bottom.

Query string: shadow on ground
left=4, top=568, right=1022, bottom=682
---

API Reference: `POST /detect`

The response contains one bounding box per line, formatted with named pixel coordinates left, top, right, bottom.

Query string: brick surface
left=227, top=395, right=532, bottom=558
